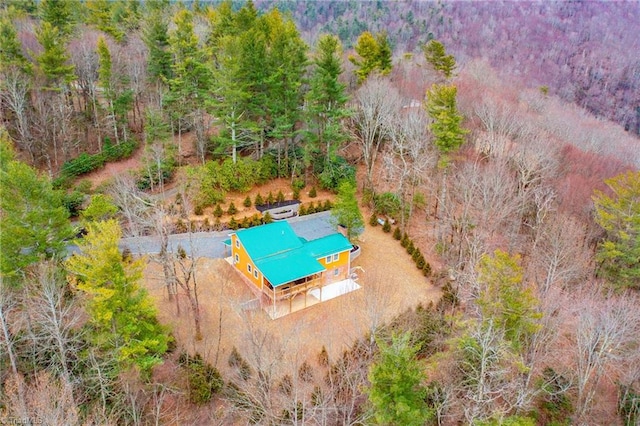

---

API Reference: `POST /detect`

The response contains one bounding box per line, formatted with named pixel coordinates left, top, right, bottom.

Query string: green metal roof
left=303, top=233, right=353, bottom=258
left=235, top=221, right=303, bottom=260
left=232, top=221, right=353, bottom=287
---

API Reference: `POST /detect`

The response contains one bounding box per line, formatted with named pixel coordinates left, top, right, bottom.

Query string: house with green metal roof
left=228, top=221, right=357, bottom=318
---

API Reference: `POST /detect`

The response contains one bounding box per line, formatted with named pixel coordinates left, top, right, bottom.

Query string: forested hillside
left=256, top=0, right=640, bottom=137
left=1, top=0, right=640, bottom=425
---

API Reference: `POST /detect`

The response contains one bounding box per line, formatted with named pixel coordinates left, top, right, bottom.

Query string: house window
left=325, top=255, right=332, bottom=263
left=247, top=264, right=252, bottom=273
left=254, top=269, right=258, bottom=279
left=235, top=239, right=240, bottom=248
left=234, top=254, right=239, bottom=264
left=332, top=253, right=339, bottom=262
left=333, top=268, right=339, bottom=276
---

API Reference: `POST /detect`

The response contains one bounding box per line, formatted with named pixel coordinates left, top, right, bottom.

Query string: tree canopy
left=593, top=170, right=640, bottom=289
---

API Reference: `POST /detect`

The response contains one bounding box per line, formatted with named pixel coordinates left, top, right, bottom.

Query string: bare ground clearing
left=142, top=220, right=441, bottom=380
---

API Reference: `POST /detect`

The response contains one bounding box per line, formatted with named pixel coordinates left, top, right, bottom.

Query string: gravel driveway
left=119, top=211, right=337, bottom=259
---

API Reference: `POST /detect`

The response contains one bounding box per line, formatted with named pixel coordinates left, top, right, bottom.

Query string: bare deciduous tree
left=350, top=76, right=403, bottom=190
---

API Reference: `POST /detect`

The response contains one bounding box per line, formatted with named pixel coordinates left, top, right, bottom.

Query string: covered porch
left=264, top=277, right=360, bottom=319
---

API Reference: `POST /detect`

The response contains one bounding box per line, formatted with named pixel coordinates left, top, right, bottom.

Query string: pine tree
left=35, top=22, right=75, bottom=90
left=305, top=34, right=350, bottom=165
left=0, top=136, right=74, bottom=281
left=39, top=0, right=75, bottom=38
left=143, top=8, right=172, bottom=82
left=0, top=15, right=32, bottom=74
left=349, top=31, right=393, bottom=83
left=423, top=39, right=457, bottom=79
left=477, top=250, right=542, bottom=351
left=592, top=170, right=640, bottom=289
left=65, top=220, right=168, bottom=372
left=425, top=84, right=467, bottom=163
left=367, top=333, right=433, bottom=426
left=331, top=180, right=364, bottom=241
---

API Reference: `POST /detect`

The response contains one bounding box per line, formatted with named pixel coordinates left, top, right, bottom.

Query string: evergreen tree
left=85, top=0, right=124, bottom=42
left=368, top=333, right=433, bottom=426
left=305, top=34, right=350, bottom=168
left=477, top=250, right=542, bottom=351
left=0, top=134, right=74, bottom=281
left=593, top=170, right=640, bottom=289
left=349, top=30, right=393, bottom=83
left=423, top=39, right=457, bottom=79
left=0, top=14, right=32, bottom=74
left=65, top=220, right=168, bottom=373
left=142, top=8, right=172, bottom=82
left=39, top=0, right=75, bottom=38
left=166, top=8, right=212, bottom=163
left=35, top=22, right=75, bottom=90
left=331, top=180, right=364, bottom=241
left=425, top=84, right=467, bottom=163
left=263, top=9, right=308, bottom=169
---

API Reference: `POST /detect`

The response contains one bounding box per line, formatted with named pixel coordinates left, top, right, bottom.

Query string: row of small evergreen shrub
left=54, top=138, right=137, bottom=188
left=370, top=214, right=431, bottom=277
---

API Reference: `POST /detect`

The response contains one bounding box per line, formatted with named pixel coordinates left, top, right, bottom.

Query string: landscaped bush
left=229, top=346, right=252, bottom=381
left=382, top=218, right=391, bottom=232
left=194, top=204, right=204, bottom=215
left=373, top=192, right=402, bottom=217
left=178, top=353, right=223, bottom=405
left=276, top=190, right=285, bottom=203
left=266, top=191, right=275, bottom=205
left=227, top=202, right=237, bottom=215
left=322, top=199, right=333, bottom=210
left=292, top=187, right=300, bottom=200
left=255, top=193, right=264, bottom=206
left=262, top=212, right=273, bottom=224
left=308, top=186, right=317, bottom=198
left=243, top=195, right=252, bottom=207
left=214, top=204, right=223, bottom=218
left=393, top=227, right=402, bottom=240
left=369, top=214, right=378, bottom=227
left=228, top=217, right=238, bottom=230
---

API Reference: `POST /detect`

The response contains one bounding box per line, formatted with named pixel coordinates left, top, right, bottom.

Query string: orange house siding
left=231, top=234, right=262, bottom=290
left=317, top=250, right=350, bottom=284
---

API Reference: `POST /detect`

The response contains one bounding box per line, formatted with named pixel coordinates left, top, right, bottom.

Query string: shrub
left=292, top=178, right=305, bottom=191
left=241, top=216, right=251, bottom=228
left=401, top=232, right=409, bottom=248
left=393, top=227, right=402, bottom=240
left=317, top=155, right=356, bottom=191
left=308, top=186, right=317, bottom=198
left=243, top=196, right=252, bottom=208
left=406, top=240, right=415, bottom=255
left=227, top=202, right=237, bottom=215
left=422, top=262, right=432, bottom=277
left=194, top=204, right=204, bottom=216
left=179, top=353, right=223, bottom=405
left=317, top=346, right=329, bottom=367
left=228, top=217, right=239, bottom=230
left=382, top=218, right=391, bottom=232
left=298, top=204, right=307, bottom=216
left=76, top=180, right=93, bottom=194
left=255, top=193, right=264, bottom=206
left=293, top=187, right=300, bottom=200
left=373, top=192, right=402, bottom=217
left=298, top=361, right=314, bottom=382
left=229, top=346, right=252, bottom=381
left=323, top=199, right=333, bottom=210
left=369, top=214, right=378, bottom=227
left=412, top=248, right=422, bottom=263
left=213, top=204, right=223, bottom=218
left=276, top=190, right=285, bottom=203
left=262, top=212, right=273, bottom=224
left=307, top=202, right=316, bottom=214
left=266, top=191, right=275, bottom=205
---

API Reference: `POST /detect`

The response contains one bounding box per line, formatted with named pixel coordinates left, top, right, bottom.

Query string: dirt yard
left=142, top=219, right=441, bottom=379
